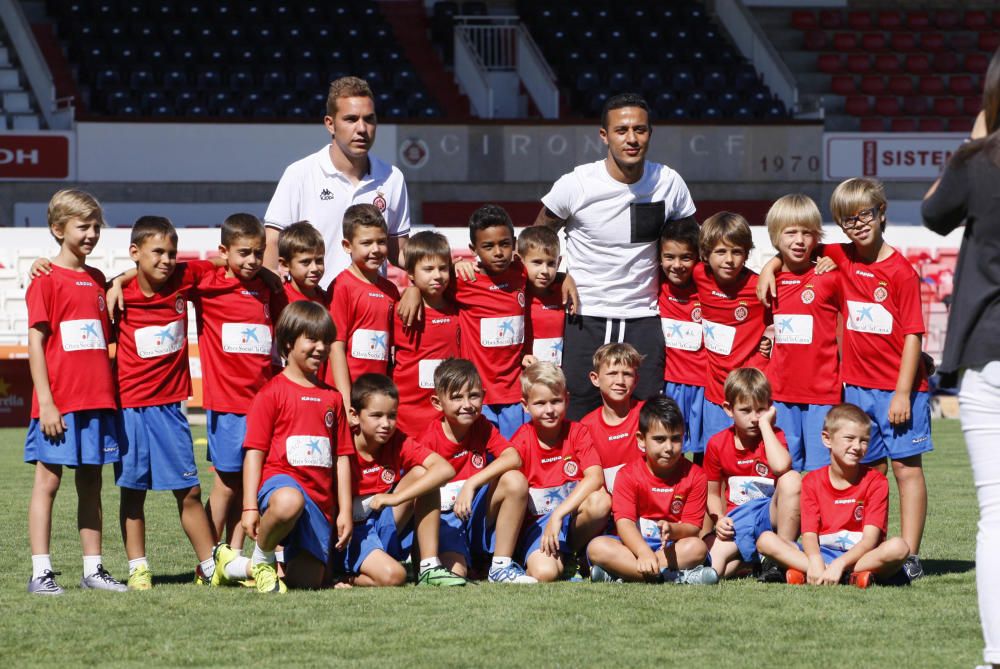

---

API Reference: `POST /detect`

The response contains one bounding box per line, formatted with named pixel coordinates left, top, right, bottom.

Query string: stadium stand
left=0, top=24, right=42, bottom=129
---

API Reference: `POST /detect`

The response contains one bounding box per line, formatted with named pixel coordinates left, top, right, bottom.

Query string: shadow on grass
left=156, top=571, right=197, bottom=585
left=923, top=558, right=975, bottom=576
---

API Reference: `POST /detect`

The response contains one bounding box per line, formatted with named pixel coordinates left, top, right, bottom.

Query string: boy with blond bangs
left=342, top=374, right=467, bottom=587
left=513, top=362, right=611, bottom=582
left=658, top=219, right=707, bottom=456
left=756, top=403, right=910, bottom=588
left=587, top=396, right=718, bottom=585
left=328, top=204, right=401, bottom=405
left=518, top=226, right=566, bottom=368
left=278, top=221, right=330, bottom=308
left=703, top=368, right=800, bottom=580
left=764, top=195, right=843, bottom=472
left=580, top=343, right=646, bottom=493
left=25, top=189, right=126, bottom=594
left=421, top=358, right=536, bottom=583
left=392, top=231, right=459, bottom=437
left=694, top=212, right=772, bottom=450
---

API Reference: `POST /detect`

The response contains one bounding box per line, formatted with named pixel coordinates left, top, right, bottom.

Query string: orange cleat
left=786, top=568, right=806, bottom=585
left=849, top=571, right=874, bottom=589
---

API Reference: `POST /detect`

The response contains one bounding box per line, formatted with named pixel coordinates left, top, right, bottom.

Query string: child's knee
left=583, top=489, right=611, bottom=519
left=527, top=554, right=561, bottom=582
left=266, top=487, right=305, bottom=520
left=586, top=536, right=614, bottom=564
left=498, top=469, right=528, bottom=497
left=676, top=536, right=707, bottom=562
left=883, top=536, right=911, bottom=562
left=776, top=470, right=802, bottom=495
left=372, top=560, right=408, bottom=587
left=174, top=485, right=202, bottom=503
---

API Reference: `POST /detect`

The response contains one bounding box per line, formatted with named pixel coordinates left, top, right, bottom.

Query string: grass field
left=0, top=420, right=983, bottom=668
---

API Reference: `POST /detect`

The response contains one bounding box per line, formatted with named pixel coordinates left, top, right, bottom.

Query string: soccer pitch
left=0, top=420, right=982, bottom=668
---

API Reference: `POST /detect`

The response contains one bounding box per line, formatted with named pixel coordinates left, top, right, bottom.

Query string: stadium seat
left=875, top=96, right=900, bottom=116
left=965, top=10, right=989, bottom=30
left=963, top=96, right=981, bottom=116
left=860, top=76, right=883, bottom=96
left=831, top=75, right=855, bottom=96
left=860, top=117, right=885, bottom=132
left=818, top=54, right=842, bottom=74
left=890, top=118, right=918, bottom=132
left=905, top=54, right=931, bottom=74
left=846, top=55, right=870, bottom=74
left=890, top=33, right=917, bottom=52
left=833, top=33, right=858, bottom=51
left=902, top=96, right=930, bottom=115
left=950, top=75, right=976, bottom=97
left=861, top=33, right=887, bottom=52
left=847, top=11, right=872, bottom=31
left=791, top=10, right=817, bottom=31
left=920, top=33, right=947, bottom=52
left=932, top=52, right=959, bottom=74
left=803, top=30, right=827, bottom=50
left=918, top=76, right=946, bottom=96
left=888, top=76, right=914, bottom=96
left=905, top=11, right=931, bottom=31
left=874, top=55, right=900, bottom=74
left=877, top=10, right=902, bottom=30
left=934, top=10, right=960, bottom=30
left=966, top=53, right=989, bottom=74
left=932, top=97, right=960, bottom=117
left=951, top=33, right=977, bottom=52
left=981, top=33, right=1000, bottom=52
left=949, top=117, right=974, bottom=133
left=818, top=10, right=842, bottom=29
left=845, top=96, right=871, bottom=116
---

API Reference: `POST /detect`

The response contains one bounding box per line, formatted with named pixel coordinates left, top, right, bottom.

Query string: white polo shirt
left=542, top=159, right=695, bottom=319
left=264, top=145, right=411, bottom=289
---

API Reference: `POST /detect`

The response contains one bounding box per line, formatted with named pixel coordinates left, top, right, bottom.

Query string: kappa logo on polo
left=319, top=189, right=334, bottom=201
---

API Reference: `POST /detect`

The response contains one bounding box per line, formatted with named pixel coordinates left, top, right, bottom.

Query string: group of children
left=23, top=175, right=930, bottom=594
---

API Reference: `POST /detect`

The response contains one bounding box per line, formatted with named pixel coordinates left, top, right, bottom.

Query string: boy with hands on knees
left=587, top=396, right=718, bottom=585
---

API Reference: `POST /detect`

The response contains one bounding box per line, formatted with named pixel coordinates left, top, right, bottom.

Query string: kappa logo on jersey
left=381, top=469, right=395, bottom=484
left=563, top=459, right=579, bottom=477
left=320, top=188, right=334, bottom=201
left=175, top=295, right=185, bottom=314
left=471, top=452, right=485, bottom=469
left=97, top=294, right=106, bottom=312
left=801, top=288, right=815, bottom=304
left=671, top=497, right=684, bottom=515
left=734, top=305, right=749, bottom=321
left=853, top=503, right=864, bottom=521
left=373, top=191, right=387, bottom=212
left=873, top=285, right=888, bottom=303
left=324, top=408, right=335, bottom=428
left=754, top=461, right=770, bottom=477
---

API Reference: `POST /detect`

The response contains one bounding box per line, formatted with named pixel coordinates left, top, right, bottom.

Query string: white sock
left=419, top=557, right=442, bottom=573
left=128, top=557, right=148, bottom=575
left=199, top=558, right=215, bottom=579
left=491, top=556, right=512, bottom=570
left=224, top=555, right=251, bottom=580
left=83, top=555, right=102, bottom=576
left=31, top=554, right=53, bottom=579
left=252, top=543, right=275, bottom=566
left=275, top=549, right=285, bottom=564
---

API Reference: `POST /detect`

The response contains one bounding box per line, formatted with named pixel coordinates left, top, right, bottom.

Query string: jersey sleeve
left=573, top=424, right=601, bottom=470
left=702, top=435, right=722, bottom=483
left=510, top=426, right=532, bottom=470
left=177, top=260, right=217, bottom=291
left=540, top=172, right=583, bottom=220
left=25, top=274, right=52, bottom=329
left=895, top=264, right=926, bottom=336
left=263, top=165, right=301, bottom=230
left=484, top=422, right=512, bottom=459
left=243, top=387, right=276, bottom=452
left=332, top=398, right=354, bottom=456
left=799, top=472, right=821, bottom=535
left=400, top=435, right=434, bottom=471
left=865, top=471, right=890, bottom=535
left=680, top=464, right=708, bottom=527
left=610, top=466, right=639, bottom=523
left=820, top=242, right=849, bottom=265
left=330, top=279, right=351, bottom=344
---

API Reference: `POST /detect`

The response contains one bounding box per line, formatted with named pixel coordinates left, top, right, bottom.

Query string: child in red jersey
left=341, top=374, right=466, bottom=587
left=513, top=363, right=610, bottom=582
left=392, top=231, right=459, bottom=437
left=329, top=204, right=401, bottom=404
left=192, top=213, right=283, bottom=550
left=587, top=396, right=718, bottom=585
left=704, top=368, right=800, bottom=579
left=212, top=302, right=354, bottom=593
left=277, top=221, right=330, bottom=308
left=24, top=190, right=126, bottom=594
left=756, top=403, right=909, bottom=587
left=694, top=212, right=773, bottom=450
left=421, top=359, right=536, bottom=583
left=579, top=343, right=646, bottom=493
left=763, top=195, right=843, bottom=473
left=518, top=226, right=566, bottom=368
left=658, top=219, right=707, bottom=457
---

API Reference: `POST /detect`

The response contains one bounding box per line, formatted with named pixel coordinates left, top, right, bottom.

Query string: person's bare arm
left=533, top=206, right=566, bottom=231
left=388, top=234, right=408, bottom=269
left=888, top=334, right=923, bottom=426
left=330, top=342, right=353, bottom=414
left=264, top=226, right=281, bottom=272
left=28, top=325, right=64, bottom=439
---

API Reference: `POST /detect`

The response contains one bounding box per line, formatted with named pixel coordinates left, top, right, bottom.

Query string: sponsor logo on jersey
left=541, top=455, right=562, bottom=464
left=608, top=432, right=630, bottom=441
left=75, top=280, right=94, bottom=287
left=801, top=288, right=815, bottom=304
left=563, top=460, right=579, bottom=477
left=856, top=269, right=875, bottom=278
left=320, top=188, right=334, bottom=201
left=300, top=396, right=320, bottom=402
left=373, top=191, right=387, bottom=212
left=873, top=285, right=888, bottom=303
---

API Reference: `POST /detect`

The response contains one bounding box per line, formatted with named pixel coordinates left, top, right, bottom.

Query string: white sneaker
left=28, top=570, right=65, bottom=595
left=488, top=561, right=538, bottom=584
left=80, top=564, right=127, bottom=592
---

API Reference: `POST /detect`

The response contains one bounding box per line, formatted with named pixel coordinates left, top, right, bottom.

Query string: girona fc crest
left=853, top=503, right=864, bottom=521
left=691, top=306, right=702, bottom=322
left=381, top=469, right=396, bottom=484
left=175, top=295, right=185, bottom=314
left=734, top=305, right=748, bottom=321
left=373, top=191, right=387, bottom=212
left=471, top=453, right=485, bottom=469
left=324, top=409, right=335, bottom=428
left=563, top=460, right=578, bottom=477
left=754, top=461, right=769, bottom=477
left=873, top=286, right=888, bottom=303
left=801, top=288, right=815, bottom=305
left=670, top=498, right=684, bottom=515
left=97, top=294, right=106, bottom=312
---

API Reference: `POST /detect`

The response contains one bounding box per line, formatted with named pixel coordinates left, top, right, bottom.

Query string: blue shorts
left=258, top=474, right=331, bottom=564
left=795, top=542, right=848, bottom=565
left=115, top=403, right=199, bottom=491
left=605, top=531, right=676, bottom=554
left=729, top=497, right=773, bottom=562
left=341, top=505, right=413, bottom=574
left=701, top=400, right=732, bottom=451
left=517, top=511, right=572, bottom=561
left=664, top=382, right=705, bottom=453
left=206, top=410, right=246, bottom=473
left=440, top=485, right=494, bottom=563
left=774, top=401, right=834, bottom=472
left=482, top=403, right=530, bottom=441
left=25, top=409, right=120, bottom=467
left=843, top=386, right=934, bottom=462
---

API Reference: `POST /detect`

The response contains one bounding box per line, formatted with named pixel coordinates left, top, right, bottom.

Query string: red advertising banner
left=0, top=358, right=31, bottom=428
left=0, top=133, right=71, bottom=179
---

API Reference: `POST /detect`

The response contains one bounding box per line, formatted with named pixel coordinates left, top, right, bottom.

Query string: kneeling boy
left=587, top=396, right=718, bottom=585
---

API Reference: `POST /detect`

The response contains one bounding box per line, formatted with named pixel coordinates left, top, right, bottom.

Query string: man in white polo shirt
left=263, top=76, right=410, bottom=288
left=535, top=93, right=697, bottom=420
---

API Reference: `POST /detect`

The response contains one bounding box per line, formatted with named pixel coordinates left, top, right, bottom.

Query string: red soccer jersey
left=420, top=416, right=511, bottom=508
left=193, top=267, right=279, bottom=414
left=349, top=431, right=433, bottom=497
left=511, top=421, right=601, bottom=517
left=26, top=264, right=116, bottom=417
left=658, top=279, right=707, bottom=387
left=768, top=267, right=843, bottom=405
left=455, top=261, right=527, bottom=404
left=243, top=374, right=353, bottom=520
left=611, top=458, right=708, bottom=532
left=692, top=264, right=772, bottom=406
left=823, top=244, right=928, bottom=392
left=392, top=302, right=460, bottom=437
left=329, top=269, right=400, bottom=382
left=525, top=279, right=566, bottom=367
left=116, top=260, right=215, bottom=408
left=801, top=465, right=889, bottom=549
left=580, top=401, right=645, bottom=492
left=283, top=280, right=331, bottom=309
left=703, top=426, right=789, bottom=514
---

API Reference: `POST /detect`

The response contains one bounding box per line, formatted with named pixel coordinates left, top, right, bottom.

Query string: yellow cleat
left=127, top=565, right=153, bottom=591
left=252, top=562, right=286, bottom=594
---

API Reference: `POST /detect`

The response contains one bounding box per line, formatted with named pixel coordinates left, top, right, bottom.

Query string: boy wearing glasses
left=760, top=178, right=931, bottom=582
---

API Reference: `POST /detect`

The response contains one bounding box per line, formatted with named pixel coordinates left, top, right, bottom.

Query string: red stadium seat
left=906, top=11, right=931, bottom=30
left=875, top=96, right=900, bottom=116
left=917, top=117, right=944, bottom=131
left=964, top=96, right=982, bottom=116
left=949, top=117, right=974, bottom=133
left=934, top=10, right=960, bottom=30
left=965, top=10, right=989, bottom=30
left=933, top=97, right=960, bottom=116
left=874, top=55, right=900, bottom=74
left=791, top=10, right=817, bottom=31
left=920, top=33, right=947, bottom=52
left=877, top=10, right=902, bottom=30
left=833, top=33, right=858, bottom=51
left=932, top=52, right=959, bottom=74
left=847, top=54, right=870, bottom=74
left=819, top=10, right=842, bottom=29
left=994, top=11, right=1000, bottom=28
left=861, top=33, right=887, bottom=52
left=918, top=76, right=945, bottom=96
left=902, top=95, right=930, bottom=115
left=890, top=33, right=917, bottom=52
left=951, top=33, right=977, bottom=52
left=818, top=54, right=843, bottom=74
left=831, top=75, right=855, bottom=96
left=980, top=33, right=1000, bottom=52
left=845, top=96, right=871, bottom=116
left=848, top=11, right=872, bottom=31
left=890, top=118, right=918, bottom=132
left=860, top=75, right=883, bottom=95
left=904, top=54, right=930, bottom=74
left=888, top=76, right=914, bottom=96
left=966, top=53, right=989, bottom=74
left=860, top=117, right=885, bottom=132
left=950, top=75, right=976, bottom=96
left=803, top=30, right=827, bottom=50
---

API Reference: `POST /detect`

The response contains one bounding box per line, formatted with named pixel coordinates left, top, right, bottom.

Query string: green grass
left=0, top=420, right=982, bottom=668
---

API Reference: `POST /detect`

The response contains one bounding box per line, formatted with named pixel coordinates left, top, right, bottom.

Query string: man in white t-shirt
left=535, top=93, right=698, bottom=420
left=263, top=76, right=410, bottom=289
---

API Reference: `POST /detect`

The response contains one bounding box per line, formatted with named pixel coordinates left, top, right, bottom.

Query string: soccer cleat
left=849, top=570, right=874, bottom=589
left=488, top=561, right=538, bottom=584
left=80, top=564, right=128, bottom=592
left=902, top=555, right=924, bottom=582
left=589, top=564, right=623, bottom=583
left=757, top=557, right=786, bottom=583
left=785, top=568, right=806, bottom=585
left=212, top=543, right=242, bottom=587
left=561, top=553, right=584, bottom=582
left=193, top=565, right=211, bottom=586
left=252, top=561, right=287, bottom=594
left=417, top=565, right=468, bottom=587
left=127, top=564, right=153, bottom=591
left=674, top=565, right=720, bottom=585
left=28, top=570, right=65, bottom=595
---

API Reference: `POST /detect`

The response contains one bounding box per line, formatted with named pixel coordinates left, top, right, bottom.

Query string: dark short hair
left=433, top=358, right=483, bottom=397
left=130, top=215, right=177, bottom=248
left=278, top=221, right=324, bottom=260
left=274, top=301, right=335, bottom=359
left=342, top=203, right=388, bottom=242
left=350, top=373, right=399, bottom=412
left=221, top=213, right=265, bottom=247
left=660, top=218, right=700, bottom=253
left=469, top=204, right=515, bottom=245
left=404, top=230, right=452, bottom=274
left=601, top=93, right=651, bottom=129
left=638, top=395, right=685, bottom=434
